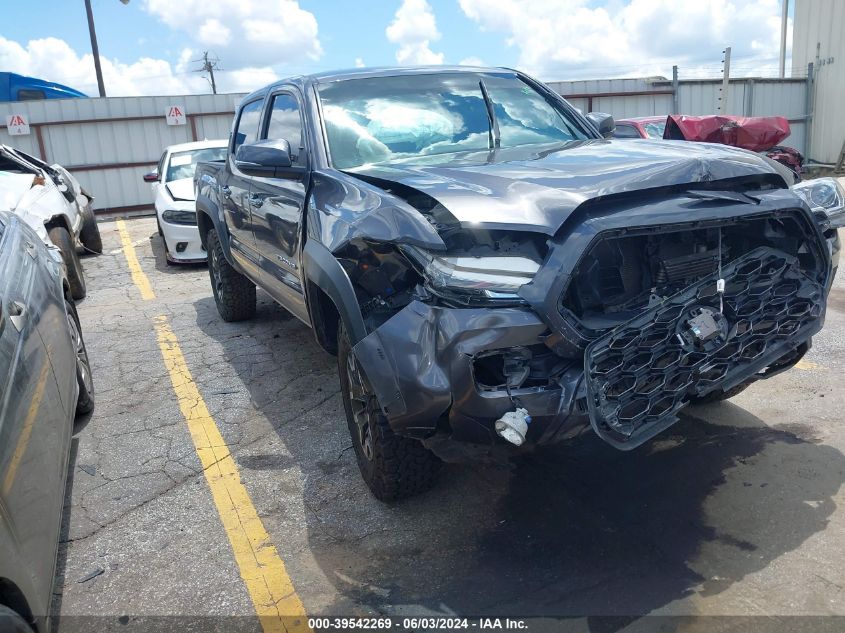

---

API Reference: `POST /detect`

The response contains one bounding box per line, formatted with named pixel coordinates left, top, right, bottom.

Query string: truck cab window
left=265, top=94, right=304, bottom=165
left=233, top=100, right=263, bottom=154
left=613, top=124, right=641, bottom=139
left=17, top=88, right=46, bottom=101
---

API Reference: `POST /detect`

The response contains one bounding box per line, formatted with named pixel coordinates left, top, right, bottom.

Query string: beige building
left=793, top=0, right=845, bottom=164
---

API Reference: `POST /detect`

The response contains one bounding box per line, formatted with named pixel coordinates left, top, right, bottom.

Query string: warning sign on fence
left=165, top=105, right=186, bottom=126
left=6, top=114, right=30, bottom=135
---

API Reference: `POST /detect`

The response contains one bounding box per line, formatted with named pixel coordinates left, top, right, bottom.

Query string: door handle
left=9, top=301, right=26, bottom=332
left=248, top=194, right=263, bottom=208
left=221, top=185, right=232, bottom=199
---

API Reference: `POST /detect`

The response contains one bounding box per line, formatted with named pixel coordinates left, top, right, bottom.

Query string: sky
left=0, top=0, right=794, bottom=97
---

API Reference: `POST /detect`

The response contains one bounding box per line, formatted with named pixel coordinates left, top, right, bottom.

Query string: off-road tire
left=207, top=228, right=256, bottom=321
left=338, top=321, right=440, bottom=502
left=79, top=204, right=103, bottom=254
left=0, top=605, right=32, bottom=633
left=690, top=381, right=751, bottom=405
left=66, top=299, right=95, bottom=416
left=48, top=225, right=86, bottom=300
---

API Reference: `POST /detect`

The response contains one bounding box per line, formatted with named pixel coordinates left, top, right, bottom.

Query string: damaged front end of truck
left=306, top=155, right=832, bottom=462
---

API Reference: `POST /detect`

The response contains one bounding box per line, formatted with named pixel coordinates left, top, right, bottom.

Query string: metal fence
left=547, top=76, right=812, bottom=159
left=0, top=74, right=814, bottom=215
left=0, top=94, right=245, bottom=215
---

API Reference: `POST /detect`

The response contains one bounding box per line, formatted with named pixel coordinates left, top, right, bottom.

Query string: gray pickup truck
left=194, top=66, right=837, bottom=501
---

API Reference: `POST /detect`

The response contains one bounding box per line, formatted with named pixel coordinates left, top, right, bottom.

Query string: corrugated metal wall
left=0, top=94, right=244, bottom=213
left=793, top=0, right=845, bottom=164
left=550, top=77, right=810, bottom=158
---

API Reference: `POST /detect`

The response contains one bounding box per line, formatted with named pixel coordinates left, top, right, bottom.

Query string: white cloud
left=142, top=0, right=322, bottom=69
left=197, top=18, right=231, bottom=47
left=0, top=36, right=275, bottom=97
left=459, top=56, right=486, bottom=67
left=0, top=36, right=205, bottom=96
left=355, top=57, right=366, bottom=68
left=459, top=0, right=789, bottom=80
left=386, top=0, right=445, bottom=65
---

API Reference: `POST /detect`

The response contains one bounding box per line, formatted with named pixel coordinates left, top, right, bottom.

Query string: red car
left=613, top=116, right=668, bottom=139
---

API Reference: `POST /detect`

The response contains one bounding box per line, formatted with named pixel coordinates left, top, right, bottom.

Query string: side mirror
left=236, top=139, right=293, bottom=177
left=587, top=112, right=615, bottom=139
left=143, top=171, right=159, bottom=183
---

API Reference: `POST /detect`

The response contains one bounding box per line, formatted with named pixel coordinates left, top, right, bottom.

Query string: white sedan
left=144, top=140, right=227, bottom=264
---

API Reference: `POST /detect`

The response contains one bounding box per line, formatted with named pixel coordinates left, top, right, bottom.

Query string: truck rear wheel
left=206, top=228, right=256, bottom=322
left=337, top=321, right=440, bottom=502
left=48, top=225, right=86, bottom=300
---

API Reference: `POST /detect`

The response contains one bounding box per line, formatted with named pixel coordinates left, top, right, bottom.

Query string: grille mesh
left=584, top=247, right=824, bottom=449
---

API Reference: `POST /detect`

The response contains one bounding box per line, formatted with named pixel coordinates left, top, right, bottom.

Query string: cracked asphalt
left=54, top=217, right=845, bottom=631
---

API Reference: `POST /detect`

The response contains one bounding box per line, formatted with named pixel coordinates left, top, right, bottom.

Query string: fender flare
left=302, top=240, right=368, bottom=345
left=195, top=192, right=238, bottom=269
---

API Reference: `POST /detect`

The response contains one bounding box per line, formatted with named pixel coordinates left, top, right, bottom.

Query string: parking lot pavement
left=56, top=216, right=845, bottom=630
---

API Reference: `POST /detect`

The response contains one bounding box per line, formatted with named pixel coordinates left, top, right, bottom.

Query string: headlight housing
left=402, top=246, right=539, bottom=304
left=793, top=177, right=845, bottom=228
left=161, top=209, right=197, bottom=226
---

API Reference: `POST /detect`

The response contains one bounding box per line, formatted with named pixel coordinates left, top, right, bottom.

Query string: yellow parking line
left=2, top=362, right=51, bottom=495
left=116, top=219, right=155, bottom=300
left=153, top=315, right=310, bottom=633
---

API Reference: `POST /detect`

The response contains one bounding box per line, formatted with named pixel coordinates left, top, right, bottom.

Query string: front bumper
left=160, top=218, right=205, bottom=263
left=353, top=302, right=591, bottom=451
left=351, top=191, right=832, bottom=457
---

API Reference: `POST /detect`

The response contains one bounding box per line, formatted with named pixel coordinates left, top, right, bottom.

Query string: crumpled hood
left=352, top=139, right=788, bottom=234
left=165, top=177, right=196, bottom=202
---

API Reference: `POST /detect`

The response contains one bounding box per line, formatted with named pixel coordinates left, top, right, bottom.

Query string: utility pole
left=719, top=46, right=732, bottom=114
left=779, top=0, right=789, bottom=78
left=672, top=65, right=679, bottom=114
left=84, top=0, right=107, bottom=97
left=197, top=51, right=219, bottom=94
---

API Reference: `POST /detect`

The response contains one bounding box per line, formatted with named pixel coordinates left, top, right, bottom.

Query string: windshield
left=317, top=72, right=590, bottom=169
left=642, top=121, right=667, bottom=139
left=166, top=147, right=227, bottom=182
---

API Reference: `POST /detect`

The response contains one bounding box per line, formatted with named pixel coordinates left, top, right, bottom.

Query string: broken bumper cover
left=351, top=201, right=830, bottom=454
left=352, top=303, right=588, bottom=448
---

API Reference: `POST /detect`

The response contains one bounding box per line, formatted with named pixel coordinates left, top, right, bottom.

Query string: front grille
left=584, top=247, right=824, bottom=449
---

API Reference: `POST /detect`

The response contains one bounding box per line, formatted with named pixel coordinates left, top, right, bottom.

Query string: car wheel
left=79, top=204, right=103, bottom=254
left=66, top=299, right=94, bottom=416
left=0, top=606, right=31, bottom=633
left=337, top=320, right=440, bottom=502
left=207, top=229, right=256, bottom=321
left=48, top=225, right=86, bottom=300
left=156, top=216, right=164, bottom=237
left=689, top=381, right=751, bottom=405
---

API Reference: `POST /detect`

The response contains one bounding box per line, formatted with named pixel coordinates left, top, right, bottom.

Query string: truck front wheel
left=206, top=228, right=256, bottom=322
left=337, top=321, right=440, bottom=502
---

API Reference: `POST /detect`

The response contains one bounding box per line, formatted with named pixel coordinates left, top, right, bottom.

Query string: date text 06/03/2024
left=306, top=617, right=529, bottom=630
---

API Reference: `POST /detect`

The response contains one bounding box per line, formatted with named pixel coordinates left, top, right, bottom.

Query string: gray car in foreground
left=0, top=211, right=94, bottom=631
left=194, top=66, right=838, bottom=501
